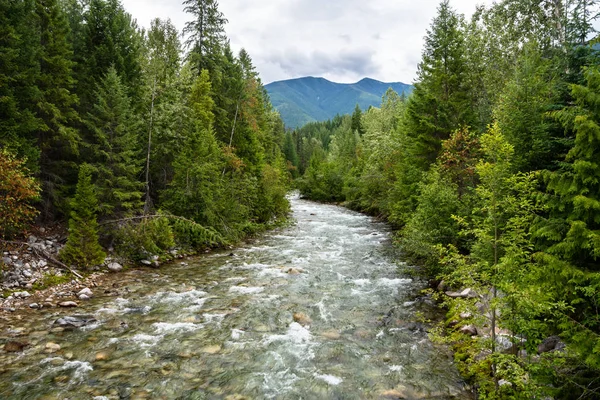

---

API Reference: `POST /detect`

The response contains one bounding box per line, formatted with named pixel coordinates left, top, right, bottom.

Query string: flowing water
left=0, top=196, right=469, bottom=399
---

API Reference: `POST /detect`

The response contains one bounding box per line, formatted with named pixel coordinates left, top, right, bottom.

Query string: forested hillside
left=286, top=0, right=600, bottom=398
left=265, top=77, right=412, bottom=128
left=0, top=0, right=289, bottom=264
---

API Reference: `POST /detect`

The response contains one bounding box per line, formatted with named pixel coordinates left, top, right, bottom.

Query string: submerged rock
left=293, top=312, right=312, bottom=326
left=4, top=341, right=29, bottom=352
left=45, top=342, right=61, bottom=353
left=54, top=315, right=97, bottom=329
left=201, top=345, right=221, bottom=354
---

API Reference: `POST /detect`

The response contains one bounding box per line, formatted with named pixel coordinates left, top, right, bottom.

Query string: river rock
left=293, top=312, right=312, bottom=326
left=140, top=260, right=152, bottom=266
left=14, top=291, right=31, bottom=299
left=459, top=325, right=478, bottom=336
left=45, top=342, right=61, bottom=353
left=58, top=301, right=78, bottom=308
left=380, top=388, right=408, bottom=398
left=54, top=315, right=97, bottom=329
left=4, top=341, right=28, bottom=352
left=321, top=330, right=341, bottom=340
left=107, top=262, right=123, bottom=272
left=29, top=303, right=40, bottom=309
left=95, top=352, right=110, bottom=361
left=79, top=294, right=90, bottom=301
left=201, top=345, right=221, bottom=354
left=78, top=288, right=93, bottom=297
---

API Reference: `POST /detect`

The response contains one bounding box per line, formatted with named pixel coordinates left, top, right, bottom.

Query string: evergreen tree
left=351, top=104, right=365, bottom=136
left=183, top=0, right=227, bottom=73
left=34, top=0, right=81, bottom=217
left=60, top=164, right=106, bottom=269
left=73, top=0, right=143, bottom=110
left=86, top=67, right=143, bottom=219
left=0, top=0, right=42, bottom=166
left=405, top=0, right=475, bottom=170
left=142, top=18, right=182, bottom=212
left=162, top=70, right=223, bottom=226
left=283, top=132, right=300, bottom=177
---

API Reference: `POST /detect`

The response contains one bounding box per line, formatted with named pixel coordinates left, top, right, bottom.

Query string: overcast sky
left=121, top=0, right=495, bottom=84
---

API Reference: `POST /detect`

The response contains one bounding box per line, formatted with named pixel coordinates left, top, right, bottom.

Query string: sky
left=121, top=0, right=496, bottom=84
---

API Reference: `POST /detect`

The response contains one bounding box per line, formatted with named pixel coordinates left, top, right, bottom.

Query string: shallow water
left=0, top=196, right=469, bottom=399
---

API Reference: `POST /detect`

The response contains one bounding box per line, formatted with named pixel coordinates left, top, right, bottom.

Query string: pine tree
left=60, top=164, right=106, bottom=269
left=86, top=67, right=143, bottom=219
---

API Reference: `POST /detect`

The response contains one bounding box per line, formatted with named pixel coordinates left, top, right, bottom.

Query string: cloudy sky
left=121, top=0, right=495, bottom=84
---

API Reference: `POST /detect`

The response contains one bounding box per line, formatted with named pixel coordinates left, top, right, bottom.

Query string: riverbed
left=0, top=196, right=469, bottom=399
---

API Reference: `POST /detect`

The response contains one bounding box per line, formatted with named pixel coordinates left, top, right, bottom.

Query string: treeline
left=0, top=0, right=289, bottom=263
left=286, top=0, right=600, bottom=398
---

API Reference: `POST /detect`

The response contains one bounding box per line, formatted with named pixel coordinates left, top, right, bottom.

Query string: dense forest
left=287, top=0, right=600, bottom=398
left=0, top=0, right=290, bottom=263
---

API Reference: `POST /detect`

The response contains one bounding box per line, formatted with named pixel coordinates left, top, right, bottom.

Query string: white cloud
left=122, top=0, right=497, bottom=84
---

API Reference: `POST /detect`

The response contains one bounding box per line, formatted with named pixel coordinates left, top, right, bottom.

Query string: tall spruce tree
left=183, top=0, right=227, bottom=73
left=86, top=67, right=143, bottom=219
left=405, top=0, right=475, bottom=170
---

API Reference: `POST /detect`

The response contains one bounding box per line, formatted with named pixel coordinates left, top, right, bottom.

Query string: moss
left=32, top=273, right=72, bottom=290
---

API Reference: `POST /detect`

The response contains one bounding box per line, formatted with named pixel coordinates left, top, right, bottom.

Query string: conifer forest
left=2, top=0, right=600, bottom=399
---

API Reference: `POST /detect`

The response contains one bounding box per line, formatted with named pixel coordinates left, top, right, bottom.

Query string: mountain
left=265, top=77, right=413, bottom=129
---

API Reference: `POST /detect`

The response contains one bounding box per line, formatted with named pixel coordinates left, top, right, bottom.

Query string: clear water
left=0, top=196, right=469, bottom=399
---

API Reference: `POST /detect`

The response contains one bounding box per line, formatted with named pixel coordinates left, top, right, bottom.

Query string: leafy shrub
left=0, top=149, right=40, bottom=238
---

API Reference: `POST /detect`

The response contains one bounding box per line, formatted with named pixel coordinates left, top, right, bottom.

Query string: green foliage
left=60, top=164, right=106, bottom=269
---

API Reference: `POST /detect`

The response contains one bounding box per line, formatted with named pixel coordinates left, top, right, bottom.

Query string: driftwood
left=0, top=239, right=84, bottom=280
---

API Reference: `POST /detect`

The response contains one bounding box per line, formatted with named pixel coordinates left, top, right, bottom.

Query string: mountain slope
left=265, top=77, right=412, bottom=128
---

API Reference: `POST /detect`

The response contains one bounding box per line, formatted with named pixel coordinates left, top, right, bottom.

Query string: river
left=0, top=195, right=469, bottom=399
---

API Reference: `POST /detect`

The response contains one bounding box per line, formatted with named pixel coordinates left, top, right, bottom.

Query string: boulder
left=107, top=262, right=123, bottom=272
left=459, top=325, right=478, bottom=336
left=538, top=335, right=566, bottom=354
left=140, top=260, right=152, bottom=266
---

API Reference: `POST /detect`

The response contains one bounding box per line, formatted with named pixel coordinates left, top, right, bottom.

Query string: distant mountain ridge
left=265, top=77, right=413, bottom=129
